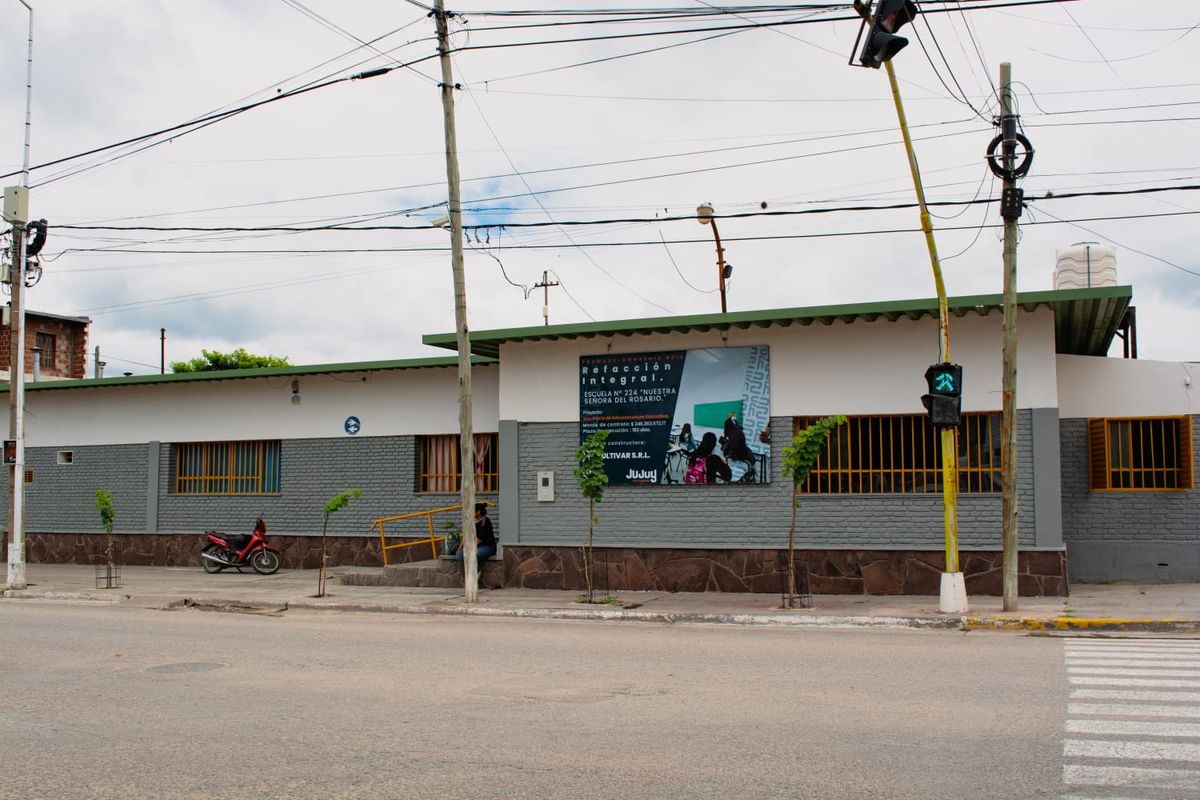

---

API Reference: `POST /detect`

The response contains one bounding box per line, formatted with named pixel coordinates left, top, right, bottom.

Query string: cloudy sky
left=1, top=0, right=1196, bottom=374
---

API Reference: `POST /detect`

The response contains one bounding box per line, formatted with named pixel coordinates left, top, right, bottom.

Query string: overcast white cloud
left=1, top=0, right=1196, bottom=374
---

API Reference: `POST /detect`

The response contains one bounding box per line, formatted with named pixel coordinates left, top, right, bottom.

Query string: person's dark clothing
left=704, top=454, right=732, bottom=484
left=475, top=515, right=496, bottom=548
left=722, top=417, right=753, bottom=463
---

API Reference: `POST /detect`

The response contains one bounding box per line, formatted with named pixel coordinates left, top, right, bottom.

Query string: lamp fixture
left=291, top=379, right=301, bottom=406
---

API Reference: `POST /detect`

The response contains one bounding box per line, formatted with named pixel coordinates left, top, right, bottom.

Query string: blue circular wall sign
left=344, top=416, right=361, bottom=435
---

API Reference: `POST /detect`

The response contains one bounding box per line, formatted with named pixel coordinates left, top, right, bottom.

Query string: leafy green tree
left=781, top=416, right=847, bottom=608
left=317, top=488, right=362, bottom=598
left=170, top=347, right=291, bottom=373
left=573, top=429, right=610, bottom=604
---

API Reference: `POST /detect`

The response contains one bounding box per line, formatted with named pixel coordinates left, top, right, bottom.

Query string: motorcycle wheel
left=202, top=544, right=225, bottom=574
left=250, top=549, right=281, bottom=575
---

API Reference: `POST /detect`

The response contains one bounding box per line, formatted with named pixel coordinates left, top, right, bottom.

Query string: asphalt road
left=0, top=602, right=1065, bottom=800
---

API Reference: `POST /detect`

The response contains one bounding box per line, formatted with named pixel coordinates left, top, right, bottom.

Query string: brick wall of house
left=0, top=312, right=89, bottom=379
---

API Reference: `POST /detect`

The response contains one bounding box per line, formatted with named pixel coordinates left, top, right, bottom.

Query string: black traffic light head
left=921, top=362, right=962, bottom=428
left=859, top=0, right=919, bottom=69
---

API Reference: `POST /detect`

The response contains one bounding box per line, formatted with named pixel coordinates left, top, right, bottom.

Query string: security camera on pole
left=850, top=0, right=967, bottom=613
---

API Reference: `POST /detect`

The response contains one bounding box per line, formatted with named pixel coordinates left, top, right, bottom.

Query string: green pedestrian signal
left=922, top=363, right=963, bottom=428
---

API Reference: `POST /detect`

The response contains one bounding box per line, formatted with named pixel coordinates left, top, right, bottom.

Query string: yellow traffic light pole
left=882, top=60, right=965, bottom=612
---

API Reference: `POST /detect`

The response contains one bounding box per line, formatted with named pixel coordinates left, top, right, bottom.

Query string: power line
left=50, top=210, right=1200, bottom=257
left=51, top=182, right=1200, bottom=236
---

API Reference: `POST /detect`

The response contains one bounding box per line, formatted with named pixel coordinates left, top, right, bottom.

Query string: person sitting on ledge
left=455, top=503, right=497, bottom=566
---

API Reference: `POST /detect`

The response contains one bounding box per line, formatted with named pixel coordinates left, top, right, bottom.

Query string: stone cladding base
left=8, top=534, right=1067, bottom=596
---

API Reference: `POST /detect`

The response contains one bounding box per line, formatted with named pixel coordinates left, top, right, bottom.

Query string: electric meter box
left=536, top=471, right=555, bottom=502
left=3, top=186, right=28, bottom=224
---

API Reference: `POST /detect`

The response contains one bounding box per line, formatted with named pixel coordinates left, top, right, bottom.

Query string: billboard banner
left=579, top=346, right=771, bottom=486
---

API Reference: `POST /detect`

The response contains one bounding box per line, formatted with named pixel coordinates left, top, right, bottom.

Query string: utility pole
left=93, top=345, right=105, bottom=379
left=991, top=63, right=1032, bottom=612
left=852, top=0, right=964, bottom=613
left=160, top=327, right=166, bottom=374
left=434, top=0, right=479, bottom=603
left=5, top=0, right=33, bottom=591
left=533, top=271, right=559, bottom=326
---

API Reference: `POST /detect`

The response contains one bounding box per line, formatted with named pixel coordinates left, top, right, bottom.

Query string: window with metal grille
left=794, top=413, right=1002, bottom=494
left=35, top=332, right=55, bottom=369
left=418, top=433, right=499, bottom=493
left=1088, top=417, right=1194, bottom=491
left=173, top=440, right=281, bottom=495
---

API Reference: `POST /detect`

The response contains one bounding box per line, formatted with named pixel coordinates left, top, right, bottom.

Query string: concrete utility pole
left=5, top=0, right=34, bottom=591
left=434, top=0, right=479, bottom=603
left=997, top=63, right=1025, bottom=612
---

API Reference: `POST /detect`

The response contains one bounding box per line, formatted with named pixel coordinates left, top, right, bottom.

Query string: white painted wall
left=1057, top=355, right=1198, bottom=418
left=23, top=365, right=499, bottom=447
left=499, top=308, right=1060, bottom=421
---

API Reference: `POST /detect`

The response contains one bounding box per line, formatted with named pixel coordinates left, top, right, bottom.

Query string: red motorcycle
left=201, top=518, right=281, bottom=575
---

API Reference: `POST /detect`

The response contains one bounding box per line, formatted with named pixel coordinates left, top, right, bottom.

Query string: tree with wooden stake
left=94, top=489, right=116, bottom=588
left=317, top=488, right=361, bottom=598
left=573, top=429, right=610, bottom=604
left=781, top=416, right=847, bottom=609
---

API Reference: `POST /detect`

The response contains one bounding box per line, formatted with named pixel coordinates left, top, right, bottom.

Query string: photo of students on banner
left=580, top=346, right=770, bottom=486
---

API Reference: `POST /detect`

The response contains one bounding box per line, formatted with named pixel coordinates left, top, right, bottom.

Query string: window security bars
left=1088, top=416, right=1194, bottom=491
left=174, top=440, right=281, bottom=495
left=794, top=413, right=1002, bottom=495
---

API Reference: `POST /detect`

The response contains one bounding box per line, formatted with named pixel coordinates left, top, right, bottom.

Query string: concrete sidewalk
left=3, top=563, right=1199, bottom=633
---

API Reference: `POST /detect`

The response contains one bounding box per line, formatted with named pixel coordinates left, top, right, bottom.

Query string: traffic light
left=859, top=0, right=919, bottom=69
left=922, top=362, right=962, bottom=428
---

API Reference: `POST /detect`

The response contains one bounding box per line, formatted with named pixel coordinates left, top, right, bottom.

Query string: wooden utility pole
left=434, top=0, right=478, bottom=603
left=999, top=63, right=1020, bottom=611
left=533, top=271, right=559, bottom=326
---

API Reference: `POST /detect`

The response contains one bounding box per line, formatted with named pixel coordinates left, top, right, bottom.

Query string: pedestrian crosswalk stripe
left=1066, top=641, right=1200, bottom=649
left=1066, top=719, right=1200, bottom=737
left=1070, top=676, right=1200, bottom=688
left=1069, top=702, right=1200, bottom=718
left=1063, top=764, right=1200, bottom=790
left=1065, top=737, right=1200, bottom=761
left=1065, top=652, right=1200, bottom=657
left=1067, top=658, right=1200, bottom=668
left=1072, top=688, right=1200, bottom=702
left=1068, top=666, right=1200, bottom=677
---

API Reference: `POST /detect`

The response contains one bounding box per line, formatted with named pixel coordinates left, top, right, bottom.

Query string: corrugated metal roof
left=0, top=354, right=495, bottom=394
left=422, top=286, right=1133, bottom=359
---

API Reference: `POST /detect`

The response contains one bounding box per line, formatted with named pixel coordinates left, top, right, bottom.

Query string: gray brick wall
left=12, top=435, right=499, bottom=541
left=157, top=436, right=499, bottom=537
left=516, top=414, right=1038, bottom=550
left=2, top=444, right=148, bottom=533
left=1060, top=415, right=1200, bottom=582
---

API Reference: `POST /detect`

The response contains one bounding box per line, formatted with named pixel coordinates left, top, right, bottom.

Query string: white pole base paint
left=939, top=571, right=968, bottom=613
left=5, top=551, right=27, bottom=590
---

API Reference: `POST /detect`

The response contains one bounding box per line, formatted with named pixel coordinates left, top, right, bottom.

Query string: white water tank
left=1054, top=242, right=1117, bottom=289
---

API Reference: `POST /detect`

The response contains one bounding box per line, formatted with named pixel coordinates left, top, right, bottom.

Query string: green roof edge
left=422, top=285, right=1134, bottom=354
left=0, top=354, right=496, bottom=393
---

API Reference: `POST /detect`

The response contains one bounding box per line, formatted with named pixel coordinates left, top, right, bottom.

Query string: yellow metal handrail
left=371, top=501, right=495, bottom=566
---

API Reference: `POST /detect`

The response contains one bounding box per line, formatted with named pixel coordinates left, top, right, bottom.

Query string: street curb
left=962, top=616, right=1200, bottom=633
left=284, top=599, right=964, bottom=629
left=0, top=589, right=121, bottom=603
left=6, top=590, right=1197, bottom=634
